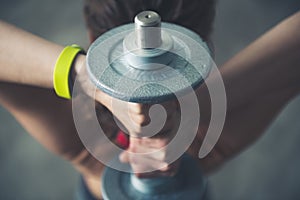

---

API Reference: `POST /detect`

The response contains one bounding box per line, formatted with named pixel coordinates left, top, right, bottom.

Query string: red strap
left=115, top=130, right=129, bottom=149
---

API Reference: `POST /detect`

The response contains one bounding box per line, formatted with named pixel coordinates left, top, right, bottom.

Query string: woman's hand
left=112, top=100, right=182, bottom=177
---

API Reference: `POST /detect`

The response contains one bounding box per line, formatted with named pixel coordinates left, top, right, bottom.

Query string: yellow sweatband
left=53, top=44, right=84, bottom=99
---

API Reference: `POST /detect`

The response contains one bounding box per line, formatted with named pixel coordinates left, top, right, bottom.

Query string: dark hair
left=83, top=0, right=216, bottom=41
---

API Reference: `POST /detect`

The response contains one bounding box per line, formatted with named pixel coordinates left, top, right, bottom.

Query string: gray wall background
left=0, top=0, right=300, bottom=199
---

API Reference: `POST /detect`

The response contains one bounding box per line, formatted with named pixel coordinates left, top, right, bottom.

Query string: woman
left=0, top=0, right=299, bottom=199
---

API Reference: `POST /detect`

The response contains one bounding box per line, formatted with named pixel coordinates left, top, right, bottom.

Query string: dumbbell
left=86, top=10, right=212, bottom=200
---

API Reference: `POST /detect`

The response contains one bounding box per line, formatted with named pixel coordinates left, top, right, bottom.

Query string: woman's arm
left=0, top=83, right=107, bottom=198
left=220, top=11, right=300, bottom=109
left=0, top=20, right=116, bottom=199
left=191, top=11, right=300, bottom=172
left=0, top=20, right=64, bottom=88
left=0, top=20, right=109, bottom=109
left=0, top=20, right=105, bottom=177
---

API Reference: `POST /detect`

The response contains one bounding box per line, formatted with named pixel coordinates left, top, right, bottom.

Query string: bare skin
left=0, top=21, right=62, bottom=88
left=0, top=11, right=300, bottom=199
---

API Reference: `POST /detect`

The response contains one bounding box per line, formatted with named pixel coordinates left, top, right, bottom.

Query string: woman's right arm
left=0, top=20, right=115, bottom=199
left=0, top=20, right=65, bottom=88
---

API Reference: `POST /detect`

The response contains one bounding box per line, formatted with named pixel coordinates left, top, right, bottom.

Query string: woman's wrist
left=72, top=54, right=86, bottom=79
left=70, top=54, right=86, bottom=89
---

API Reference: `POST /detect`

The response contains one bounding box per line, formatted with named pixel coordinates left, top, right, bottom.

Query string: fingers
left=95, top=92, right=180, bottom=138
left=119, top=136, right=180, bottom=176
left=94, top=91, right=181, bottom=178
left=116, top=100, right=180, bottom=177
left=120, top=150, right=169, bottom=173
left=128, top=102, right=180, bottom=136
left=135, top=160, right=181, bottom=178
left=120, top=148, right=181, bottom=178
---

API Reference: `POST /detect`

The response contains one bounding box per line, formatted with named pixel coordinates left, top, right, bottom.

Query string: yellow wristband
left=53, top=44, right=84, bottom=99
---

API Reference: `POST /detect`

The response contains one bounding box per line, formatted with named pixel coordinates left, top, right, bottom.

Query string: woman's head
left=83, top=0, right=216, bottom=42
